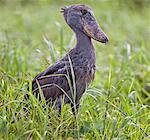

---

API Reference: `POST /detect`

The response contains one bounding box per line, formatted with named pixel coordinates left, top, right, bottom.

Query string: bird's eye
left=81, top=9, right=87, bottom=15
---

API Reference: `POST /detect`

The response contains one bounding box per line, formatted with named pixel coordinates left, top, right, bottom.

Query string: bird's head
left=61, top=4, right=109, bottom=43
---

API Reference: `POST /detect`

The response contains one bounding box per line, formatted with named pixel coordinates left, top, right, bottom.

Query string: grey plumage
left=29, top=4, right=108, bottom=116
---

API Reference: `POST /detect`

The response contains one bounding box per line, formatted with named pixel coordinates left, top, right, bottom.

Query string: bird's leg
left=71, top=101, right=80, bottom=118
left=55, top=96, right=62, bottom=115
left=56, top=95, right=68, bottom=116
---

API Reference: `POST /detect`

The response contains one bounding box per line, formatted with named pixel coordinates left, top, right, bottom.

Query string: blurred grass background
left=0, top=0, right=150, bottom=139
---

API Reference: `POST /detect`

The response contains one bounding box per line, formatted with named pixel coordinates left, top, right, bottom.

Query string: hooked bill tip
left=104, top=37, right=109, bottom=44
left=100, top=37, right=109, bottom=44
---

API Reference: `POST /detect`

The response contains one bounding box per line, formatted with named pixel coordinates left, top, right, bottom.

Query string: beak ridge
left=83, top=20, right=109, bottom=43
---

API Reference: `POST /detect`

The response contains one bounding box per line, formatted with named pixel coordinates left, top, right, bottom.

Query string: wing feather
left=32, top=59, right=72, bottom=101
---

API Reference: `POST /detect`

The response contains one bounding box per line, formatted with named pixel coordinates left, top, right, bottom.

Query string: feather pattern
left=28, top=4, right=108, bottom=116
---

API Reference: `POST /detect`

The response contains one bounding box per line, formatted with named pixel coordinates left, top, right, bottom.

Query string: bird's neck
left=74, top=28, right=94, bottom=50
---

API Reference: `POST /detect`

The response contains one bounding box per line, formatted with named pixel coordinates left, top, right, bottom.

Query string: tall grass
left=0, top=0, right=150, bottom=139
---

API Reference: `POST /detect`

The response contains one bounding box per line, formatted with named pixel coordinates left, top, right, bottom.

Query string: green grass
left=0, top=0, right=150, bottom=139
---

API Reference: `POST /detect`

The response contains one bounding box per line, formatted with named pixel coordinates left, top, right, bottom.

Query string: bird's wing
left=32, top=49, right=75, bottom=81
left=33, top=61, right=65, bottom=80
left=32, top=59, right=74, bottom=101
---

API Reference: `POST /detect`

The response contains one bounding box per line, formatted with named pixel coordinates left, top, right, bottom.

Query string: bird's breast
left=73, top=56, right=96, bottom=85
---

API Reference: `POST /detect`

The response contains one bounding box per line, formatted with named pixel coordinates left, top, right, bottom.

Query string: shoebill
left=27, top=4, right=109, bottom=116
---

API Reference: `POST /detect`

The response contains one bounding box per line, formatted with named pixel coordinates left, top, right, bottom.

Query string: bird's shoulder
left=32, top=48, right=76, bottom=85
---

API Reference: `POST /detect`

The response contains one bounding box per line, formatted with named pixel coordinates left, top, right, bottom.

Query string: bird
left=27, top=4, right=109, bottom=116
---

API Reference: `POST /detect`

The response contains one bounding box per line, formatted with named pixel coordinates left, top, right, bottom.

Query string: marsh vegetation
left=0, top=0, right=150, bottom=139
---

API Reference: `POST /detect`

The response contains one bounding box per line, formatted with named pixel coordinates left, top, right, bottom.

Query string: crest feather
left=60, top=6, right=69, bottom=13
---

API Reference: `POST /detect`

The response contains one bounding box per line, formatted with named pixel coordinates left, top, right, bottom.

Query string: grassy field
left=0, top=0, right=150, bottom=139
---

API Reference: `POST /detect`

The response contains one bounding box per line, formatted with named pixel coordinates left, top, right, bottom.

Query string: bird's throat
left=74, top=29, right=93, bottom=50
